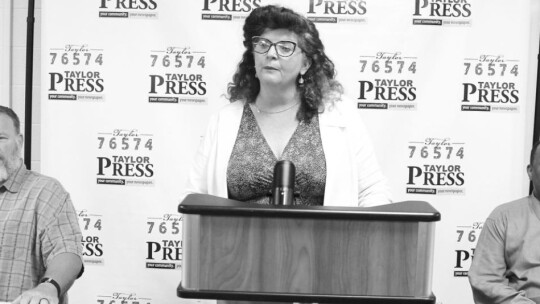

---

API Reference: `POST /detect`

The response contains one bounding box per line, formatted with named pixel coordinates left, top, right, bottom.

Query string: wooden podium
left=178, top=194, right=440, bottom=303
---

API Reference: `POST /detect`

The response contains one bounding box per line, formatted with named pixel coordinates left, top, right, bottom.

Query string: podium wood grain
left=183, top=214, right=434, bottom=297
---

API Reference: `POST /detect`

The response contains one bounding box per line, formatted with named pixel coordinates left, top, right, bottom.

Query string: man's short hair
left=0, top=106, right=21, bottom=135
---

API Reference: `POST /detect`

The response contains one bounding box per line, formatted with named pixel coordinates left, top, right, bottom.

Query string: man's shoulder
left=488, top=196, right=530, bottom=220
left=23, top=169, right=68, bottom=195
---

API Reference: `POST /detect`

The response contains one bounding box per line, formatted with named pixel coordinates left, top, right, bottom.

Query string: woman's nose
left=266, top=44, right=279, bottom=58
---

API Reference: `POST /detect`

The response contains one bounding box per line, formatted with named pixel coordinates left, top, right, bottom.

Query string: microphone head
left=271, top=160, right=296, bottom=205
left=273, top=160, right=295, bottom=188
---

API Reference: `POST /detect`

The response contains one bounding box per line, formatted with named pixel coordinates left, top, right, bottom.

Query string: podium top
left=179, top=194, right=440, bottom=222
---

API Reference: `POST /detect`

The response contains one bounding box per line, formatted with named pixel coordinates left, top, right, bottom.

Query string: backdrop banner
left=41, top=1, right=540, bottom=303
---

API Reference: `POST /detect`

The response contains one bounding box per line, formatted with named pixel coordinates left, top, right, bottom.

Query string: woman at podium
left=182, top=5, right=391, bottom=209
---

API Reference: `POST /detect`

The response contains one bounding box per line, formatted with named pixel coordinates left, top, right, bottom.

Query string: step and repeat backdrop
left=41, top=1, right=540, bottom=303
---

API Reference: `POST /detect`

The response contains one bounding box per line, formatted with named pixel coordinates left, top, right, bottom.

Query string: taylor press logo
left=97, top=293, right=152, bottom=304
left=461, top=55, right=520, bottom=113
left=148, top=47, right=207, bottom=104
left=406, top=137, right=465, bottom=195
left=48, top=44, right=105, bottom=102
left=77, top=209, right=105, bottom=265
left=453, top=221, right=482, bottom=277
left=412, top=0, right=471, bottom=26
left=99, top=0, right=158, bottom=19
left=145, top=214, right=183, bottom=270
left=201, top=0, right=261, bottom=21
left=357, top=51, right=418, bottom=110
left=306, top=0, right=367, bottom=24
left=96, top=129, right=155, bottom=186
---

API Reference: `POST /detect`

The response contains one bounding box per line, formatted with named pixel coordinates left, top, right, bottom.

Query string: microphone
left=271, top=160, right=295, bottom=205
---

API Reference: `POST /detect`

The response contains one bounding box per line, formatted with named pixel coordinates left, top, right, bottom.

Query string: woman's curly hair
left=227, top=5, right=343, bottom=121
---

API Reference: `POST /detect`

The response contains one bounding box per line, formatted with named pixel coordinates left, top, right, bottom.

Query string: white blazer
left=181, top=98, right=392, bottom=207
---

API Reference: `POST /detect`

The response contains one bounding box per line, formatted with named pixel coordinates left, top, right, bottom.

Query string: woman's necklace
left=252, top=101, right=299, bottom=114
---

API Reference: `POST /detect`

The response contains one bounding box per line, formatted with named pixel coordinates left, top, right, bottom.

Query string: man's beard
left=0, top=145, right=22, bottom=185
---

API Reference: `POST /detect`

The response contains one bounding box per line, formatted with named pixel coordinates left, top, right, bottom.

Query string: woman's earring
left=298, top=74, right=304, bottom=86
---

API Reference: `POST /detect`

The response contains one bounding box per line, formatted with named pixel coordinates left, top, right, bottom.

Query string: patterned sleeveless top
left=227, top=103, right=326, bottom=206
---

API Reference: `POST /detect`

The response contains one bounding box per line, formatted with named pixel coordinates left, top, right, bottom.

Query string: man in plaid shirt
left=0, top=106, right=83, bottom=304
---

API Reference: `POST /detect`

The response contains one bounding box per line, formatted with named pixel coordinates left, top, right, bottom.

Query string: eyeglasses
left=252, top=36, right=298, bottom=57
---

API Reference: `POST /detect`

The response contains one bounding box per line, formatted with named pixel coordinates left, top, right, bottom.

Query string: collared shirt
left=0, top=164, right=83, bottom=302
left=469, top=195, right=540, bottom=304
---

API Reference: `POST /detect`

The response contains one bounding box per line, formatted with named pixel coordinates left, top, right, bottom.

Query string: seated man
left=0, top=106, right=83, bottom=304
left=469, top=141, right=540, bottom=303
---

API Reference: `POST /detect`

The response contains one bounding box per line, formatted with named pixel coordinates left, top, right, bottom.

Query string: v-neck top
left=226, top=103, right=326, bottom=205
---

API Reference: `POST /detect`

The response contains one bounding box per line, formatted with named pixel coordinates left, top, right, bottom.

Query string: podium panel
left=179, top=194, right=439, bottom=303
